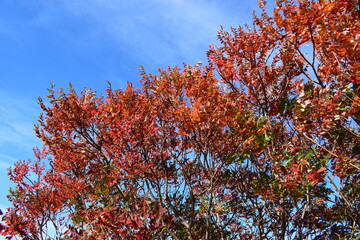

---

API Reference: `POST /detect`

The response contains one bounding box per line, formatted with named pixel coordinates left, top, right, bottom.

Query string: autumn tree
left=1, top=0, right=359, bottom=239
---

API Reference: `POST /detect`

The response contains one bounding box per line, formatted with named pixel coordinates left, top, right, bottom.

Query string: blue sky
left=0, top=0, right=274, bottom=221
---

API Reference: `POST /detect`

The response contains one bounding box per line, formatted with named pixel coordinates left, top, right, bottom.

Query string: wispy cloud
left=59, top=0, right=252, bottom=63
left=0, top=90, right=40, bottom=162
left=0, top=90, right=41, bottom=213
left=21, top=0, right=255, bottom=69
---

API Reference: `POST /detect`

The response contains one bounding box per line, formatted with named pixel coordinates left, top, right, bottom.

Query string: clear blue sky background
left=0, top=0, right=275, bottom=222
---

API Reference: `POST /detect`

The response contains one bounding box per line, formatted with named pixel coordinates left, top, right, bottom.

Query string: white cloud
left=0, top=91, right=41, bottom=221
left=0, top=90, right=40, bottom=157
left=29, top=0, right=254, bottom=69
left=1, top=0, right=259, bottom=76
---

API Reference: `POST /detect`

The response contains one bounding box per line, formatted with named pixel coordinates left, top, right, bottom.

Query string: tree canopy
left=1, top=0, right=359, bottom=239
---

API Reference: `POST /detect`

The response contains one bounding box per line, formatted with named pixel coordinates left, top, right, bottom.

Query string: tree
left=1, top=0, right=359, bottom=239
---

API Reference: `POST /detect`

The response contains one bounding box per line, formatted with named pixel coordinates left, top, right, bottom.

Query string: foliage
left=1, top=0, right=359, bottom=239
